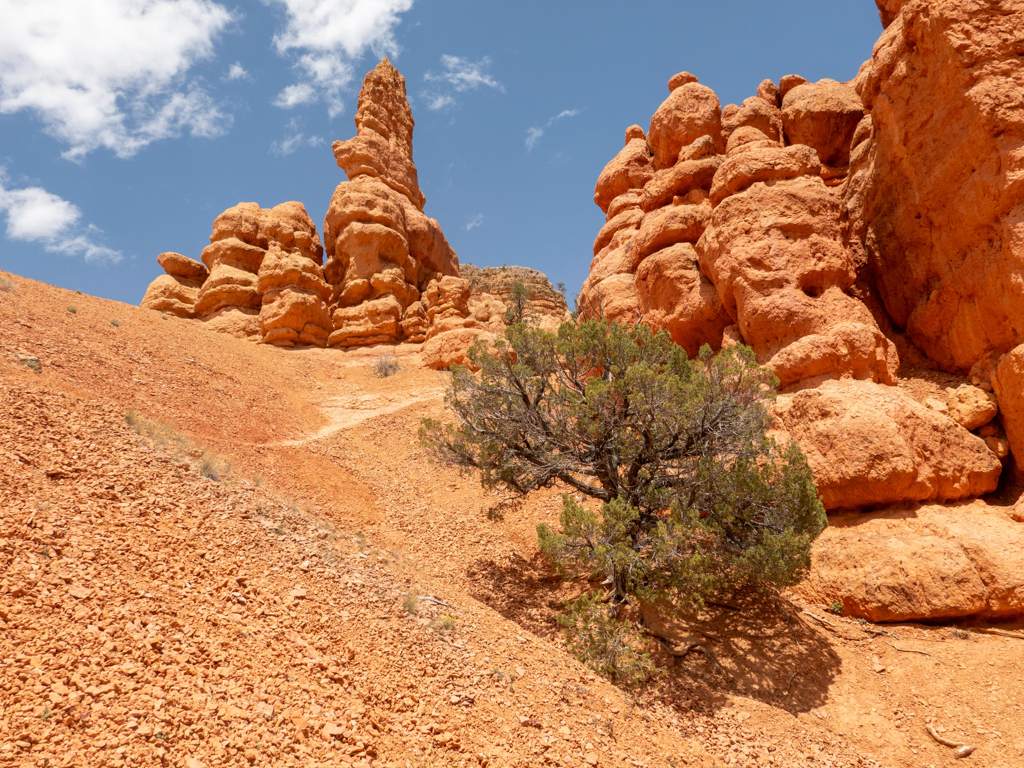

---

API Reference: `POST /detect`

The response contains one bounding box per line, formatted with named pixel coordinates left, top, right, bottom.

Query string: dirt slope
left=2, top=270, right=1023, bottom=768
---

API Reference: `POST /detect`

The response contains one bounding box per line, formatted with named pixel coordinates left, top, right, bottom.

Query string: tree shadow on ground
left=468, top=554, right=843, bottom=718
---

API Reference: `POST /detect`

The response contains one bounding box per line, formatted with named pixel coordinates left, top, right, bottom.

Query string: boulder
left=328, top=295, right=402, bottom=347
left=699, top=175, right=896, bottom=385
left=634, top=243, right=732, bottom=357
left=593, top=128, right=655, bottom=213
left=780, top=79, right=865, bottom=167
left=140, top=274, right=201, bottom=318
left=795, top=500, right=1024, bottom=622
left=157, top=252, right=208, bottom=280
left=647, top=78, right=724, bottom=171
left=708, top=144, right=821, bottom=206
left=772, top=379, right=1003, bottom=510
left=948, top=384, right=999, bottom=431
left=722, top=95, right=783, bottom=143
left=630, top=202, right=712, bottom=268
left=993, top=344, right=1024, bottom=475
left=140, top=252, right=208, bottom=317
left=421, top=328, right=497, bottom=370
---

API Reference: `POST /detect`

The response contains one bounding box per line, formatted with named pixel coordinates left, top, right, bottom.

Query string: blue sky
left=0, top=1, right=882, bottom=305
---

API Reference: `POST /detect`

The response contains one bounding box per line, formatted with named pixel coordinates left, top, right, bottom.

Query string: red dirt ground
left=2, top=270, right=1023, bottom=768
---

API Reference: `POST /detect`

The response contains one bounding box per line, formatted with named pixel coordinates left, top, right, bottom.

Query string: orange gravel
left=2, top=270, right=1023, bottom=768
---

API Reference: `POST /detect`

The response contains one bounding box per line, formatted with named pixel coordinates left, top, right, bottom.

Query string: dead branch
left=969, top=627, right=1024, bottom=640
left=801, top=611, right=837, bottom=629
left=925, top=724, right=959, bottom=748
left=884, top=642, right=940, bottom=661
left=642, top=628, right=725, bottom=674
left=418, top=595, right=457, bottom=610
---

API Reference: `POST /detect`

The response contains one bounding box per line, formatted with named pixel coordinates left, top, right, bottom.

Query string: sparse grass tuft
left=67, top=306, right=77, bottom=314
left=75, top=290, right=83, bottom=295
left=200, top=452, right=230, bottom=482
left=252, top=474, right=263, bottom=488
left=110, top=319, right=120, bottom=327
left=403, top=588, right=420, bottom=615
left=373, top=351, right=400, bottom=378
left=429, top=615, right=457, bottom=633
left=0, top=276, right=15, bottom=293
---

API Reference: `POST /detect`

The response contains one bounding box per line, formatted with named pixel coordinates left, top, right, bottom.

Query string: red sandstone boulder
left=780, top=78, right=865, bottom=167
left=795, top=500, right=1024, bottom=622
left=593, top=127, right=655, bottom=214
left=141, top=252, right=209, bottom=318
left=421, top=328, right=497, bottom=370
left=634, top=243, right=731, bottom=356
left=647, top=75, right=724, bottom=171
left=772, top=379, right=1003, bottom=511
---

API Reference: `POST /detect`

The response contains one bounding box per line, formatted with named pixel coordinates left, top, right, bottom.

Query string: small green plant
left=403, top=588, right=420, bottom=615
left=857, top=617, right=867, bottom=625
left=162, top=314, right=169, bottom=320
left=67, top=306, right=77, bottom=314
left=0, top=276, right=15, bottom=293
left=41, top=705, right=52, bottom=721
left=504, top=281, right=533, bottom=325
left=354, top=531, right=368, bottom=551
left=252, top=474, right=263, bottom=488
left=154, top=731, right=169, bottom=741
left=19, top=356, right=41, bottom=373
left=828, top=600, right=844, bottom=615
left=556, top=281, right=566, bottom=296
left=75, top=290, right=83, bottom=295
left=373, top=351, right=400, bottom=378
left=557, top=593, right=658, bottom=688
left=110, top=319, right=120, bottom=327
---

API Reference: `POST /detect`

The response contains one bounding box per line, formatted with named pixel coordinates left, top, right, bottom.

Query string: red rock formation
left=850, top=0, right=1024, bottom=375
left=140, top=253, right=208, bottom=318
left=324, top=58, right=461, bottom=347
left=193, top=202, right=326, bottom=342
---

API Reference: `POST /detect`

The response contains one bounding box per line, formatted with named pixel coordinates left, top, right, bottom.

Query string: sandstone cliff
left=580, top=0, right=1024, bottom=621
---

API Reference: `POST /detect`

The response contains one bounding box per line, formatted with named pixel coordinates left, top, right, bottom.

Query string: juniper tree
left=504, top=281, right=533, bottom=325
left=420, top=319, right=825, bottom=677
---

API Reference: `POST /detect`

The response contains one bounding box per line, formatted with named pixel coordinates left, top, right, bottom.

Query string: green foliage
left=557, top=593, right=658, bottom=687
left=828, top=600, right=844, bottom=615
left=504, top=280, right=533, bottom=325
left=110, top=319, right=120, bottom=327
left=420, top=318, right=826, bottom=618
left=67, top=306, right=77, bottom=314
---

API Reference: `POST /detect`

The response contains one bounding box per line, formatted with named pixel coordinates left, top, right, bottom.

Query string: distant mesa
left=141, top=58, right=568, bottom=364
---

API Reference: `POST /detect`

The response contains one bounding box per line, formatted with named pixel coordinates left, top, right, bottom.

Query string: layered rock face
left=140, top=253, right=208, bottom=318
left=580, top=0, right=1024, bottom=621
left=324, top=58, right=463, bottom=348
left=460, top=264, right=571, bottom=331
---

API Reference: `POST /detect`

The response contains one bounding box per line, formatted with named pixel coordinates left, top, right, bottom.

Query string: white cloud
left=525, top=108, right=581, bottom=151
left=427, top=94, right=455, bottom=112
left=466, top=214, right=484, bottom=231
left=422, top=54, right=502, bottom=111
left=271, top=119, right=326, bottom=155
left=0, top=172, right=121, bottom=263
left=226, top=62, right=251, bottom=81
left=267, top=0, right=414, bottom=117
left=425, top=55, right=503, bottom=93
left=273, top=83, right=318, bottom=109
left=0, top=0, right=234, bottom=161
